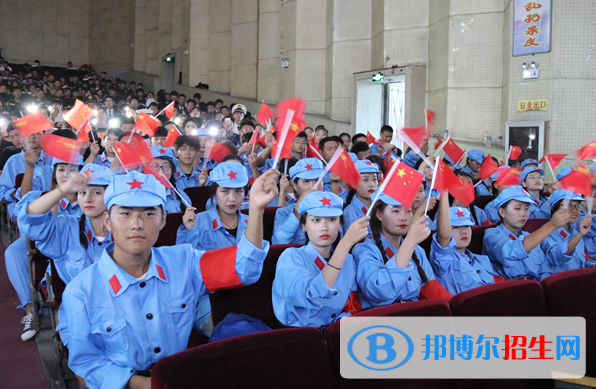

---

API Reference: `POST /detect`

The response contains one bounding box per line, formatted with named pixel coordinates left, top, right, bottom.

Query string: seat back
left=183, top=186, right=212, bottom=212
left=467, top=224, right=493, bottom=255
left=14, top=173, right=23, bottom=189
left=542, top=269, right=596, bottom=377
left=240, top=206, right=280, bottom=243
left=154, top=212, right=183, bottom=247
left=473, top=195, right=495, bottom=210
left=327, top=300, right=457, bottom=389
left=209, top=244, right=301, bottom=329
left=522, top=218, right=549, bottom=233
left=151, top=328, right=333, bottom=389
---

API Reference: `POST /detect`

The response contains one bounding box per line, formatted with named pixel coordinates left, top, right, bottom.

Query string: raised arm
left=435, top=192, right=451, bottom=248
left=245, top=169, right=280, bottom=249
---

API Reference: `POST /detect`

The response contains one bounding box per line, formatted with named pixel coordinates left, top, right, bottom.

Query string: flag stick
left=156, top=101, right=174, bottom=118
left=424, top=162, right=440, bottom=215
left=270, top=110, right=295, bottom=169
left=284, top=159, right=288, bottom=176
left=127, top=129, right=136, bottom=143
left=113, top=148, right=129, bottom=173
left=433, top=135, right=450, bottom=157
left=397, top=132, right=435, bottom=169
left=367, top=160, right=402, bottom=216
left=545, top=156, right=556, bottom=181
left=563, top=187, right=575, bottom=208
left=159, top=171, right=191, bottom=208
left=308, top=144, right=327, bottom=165
left=455, top=149, right=468, bottom=166
left=314, top=147, right=343, bottom=188
left=505, top=145, right=513, bottom=164
left=587, top=196, right=594, bottom=215
left=473, top=180, right=483, bottom=188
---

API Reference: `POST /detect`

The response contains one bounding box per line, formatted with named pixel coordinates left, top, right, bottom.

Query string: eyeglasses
left=178, top=147, right=197, bottom=153
left=562, top=204, right=583, bottom=211
left=6, top=133, right=20, bottom=140
left=149, top=164, right=172, bottom=172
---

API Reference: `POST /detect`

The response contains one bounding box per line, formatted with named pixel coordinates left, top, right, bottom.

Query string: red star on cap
left=456, top=210, right=465, bottom=218
left=365, top=161, right=372, bottom=165
left=83, top=168, right=94, bottom=175
left=127, top=179, right=144, bottom=189
left=320, top=197, right=332, bottom=206
left=228, top=171, right=237, bottom=179
left=305, top=163, right=313, bottom=171
left=159, top=149, right=166, bottom=154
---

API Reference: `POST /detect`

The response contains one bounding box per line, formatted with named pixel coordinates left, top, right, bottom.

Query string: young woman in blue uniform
left=452, top=171, right=489, bottom=225
left=540, top=189, right=595, bottom=272
left=272, top=192, right=370, bottom=328
left=146, top=145, right=191, bottom=213
left=352, top=192, right=451, bottom=310
left=342, top=160, right=380, bottom=236
left=519, top=166, right=551, bottom=218
left=482, top=186, right=569, bottom=280
left=430, top=192, right=501, bottom=295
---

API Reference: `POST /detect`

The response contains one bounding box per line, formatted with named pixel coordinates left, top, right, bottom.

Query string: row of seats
left=153, top=268, right=596, bottom=389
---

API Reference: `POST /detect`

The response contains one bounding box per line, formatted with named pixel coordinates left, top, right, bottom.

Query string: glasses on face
left=6, top=133, right=19, bottom=140
left=562, top=204, right=583, bottom=211
left=178, top=147, right=197, bottom=153
left=149, top=164, right=172, bottom=172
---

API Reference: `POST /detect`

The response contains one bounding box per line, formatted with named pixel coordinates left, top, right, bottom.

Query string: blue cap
left=521, top=159, right=539, bottom=169
left=375, top=190, right=403, bottom=207
left=591, top=166, right=596, bottom=174
left=450, top=207, right=474, bottom=227
left=151, top=146, right=175, bottom=161
left=443, top=154, right=461, bottom=170
left=355, top=159, right=380, bottom=174
left=80, top=164, right=115, bottom=186
left=297, top=191, right=343, bottom=217
left=495, top=186, right=534, bottom=208
left=548, top=189, right=585, bottom=207
left=556, top=167, right=574, bottom=180
left=104, top=171, right=166, bottom=210
left=289, top=158, right=325, bottom=180
left=195, top=127, right=211, bottom=137
left=491, top=165, right=510, bottom=181
left=520, top=166, right=545, bottom=184
left=468, top=150, right=485, bottom=164
left=52, top=155, right=84, bottom=166
left=209, top=161, right=248, bottom=188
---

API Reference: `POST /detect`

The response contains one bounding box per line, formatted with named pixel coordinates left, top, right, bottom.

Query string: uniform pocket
left=167, top=291, right=195, bottom=332
left=90, top=315, right=129, bottom=352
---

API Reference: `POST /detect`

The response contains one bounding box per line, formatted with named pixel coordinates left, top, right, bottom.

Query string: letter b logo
left=366, top=333, right=397, bottom=364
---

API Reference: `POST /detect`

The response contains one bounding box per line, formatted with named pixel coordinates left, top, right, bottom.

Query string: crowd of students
left=1, top=61, right=595, bottom=389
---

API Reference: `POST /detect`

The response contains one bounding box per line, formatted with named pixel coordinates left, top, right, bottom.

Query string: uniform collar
left=167, top=188, right=176, bottom=199
left=304, top=242, right=330, bottom=271
left=351, top=196, right=369, bottom=214
left=21, top=149, right=48, bottom=164
left=175, top=166, right=198, bottom=181
left=208, top=206, right=247, bottom=231
left=98, top=245, right=169, bottom=297
left=380, top=232, right=400, bottom=259
left=84, top=217, right=113, bottom=244
left=497, top=223, right=522, bottom=240
left=59, top=198, right=77, bottom=210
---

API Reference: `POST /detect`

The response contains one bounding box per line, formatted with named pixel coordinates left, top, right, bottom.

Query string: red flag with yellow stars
left=383, top=162, right=424, bottom=208
left=12, top=112, right=53, bottom=138
left=479, top=153, right=498, bottom=181
left=158, top=101, right=175, bottom=119
left=434, top=159, right=475, bottom=206
left=326, top=148, right=362, bottom=189
left=560, top=164, right=595, bottom=197
left=205, top=140, right=232, bottom=163
left=62, top=99, right=94, bottom=131
left=509, top=146, right=523, bottom=161
left=425, top=110, right=436, bottom=126
left=400, top=125, right=430, bottom=147
left=539, top=153, right=567, bottom=170
left=114, top=140, right=151, bottom=170
left=495, top=167, right=522, bottom=186
left=442, top=138, right=466, bottom=164
left=163, top=125, right=183, bottom=148
left=134, top=112, right=161, bottom=137
left=274, top=98, right=306, bottom=127
left=39, top=133, right=85, bottom=163
left=367, top=131, right=381, bottom=146
left=271, top=140, right=293, bottom=160
left=256, top=101, right=274, bottom=126
left=434, top=137, right=443, bottom=150
left=575, top=141, right=596, bottom=162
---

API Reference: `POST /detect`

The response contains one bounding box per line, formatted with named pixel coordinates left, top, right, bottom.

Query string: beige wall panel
left=370, top=32, right=385, bottom=69
left=295, top=0, right=326, bottom=50
left=209, top=70, right=231, bottom=93
left=280, top=0, right=297, bottom=52
left=258, top=11, right=281, bottom=59
left=134, top=35, right=147, bottom=72
left=231, top=21, right=258, bottom=66
left=209, top=0, right=232, bottom=33
left=508, top=79, right=553, bottom=122
left=257, top=58, right=281, bottom=103
left=371, top=0, right=384, bottom=38
left=427, top=16, right=449, bottom=92
left=427, top=89, right=448, bottom=134
left=208, top=31, right=231, bottom=71
left=383, top=0, right=428, bottom=30
left=232, top=0, right=258, bottom=24
left=260, top=0, right=281, bottom=14
left=449, top=0, right=504, bottom=16
left=29, top=6, right=44, bottom=33
left=295, top=49, right=326, bottom=112
left=329, top=98, right=352, bottom=122
left=145, top=0, right=159, bottom=31
left=231, top=64, right=257, bottom=98
left=429, top=0, right=449, bottom=26
left=331, top=40, right=372, bottom=98
left=383, top=28, right=428, bottom=65
left=447, top=88, right=502, bottom=140
left=333, top=0, right=372, bottom=42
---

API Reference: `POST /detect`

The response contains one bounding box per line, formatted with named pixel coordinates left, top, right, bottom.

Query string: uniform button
left=331, top=313, right=336, bottom=319
left=469, top=261, right=472, bottom=265
left=98, top=242, right=102, bottom=246
left=146, top=313, right=153, bottom=320
left=181, top=304, right=186, bottom=309
left=106, top=327, right=112, bottom=332
left=140, top=282, right=146, bottom=288
left=154, top=347, right=161, bottom=353
left=333, top=291, right=338, bottom=296
left=476, top=270, right=481, bottom=274
left=408, top=277, right=412, bottom=281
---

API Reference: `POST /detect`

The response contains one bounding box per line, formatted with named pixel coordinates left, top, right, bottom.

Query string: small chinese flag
left=306, top=137, right=322, bottom=160
left=62, top=99, right=94, bottom=131
left=163, top=125, right=183, bottom=148
left=12, top=112, right=53, bottom=138
left=575, top=141, right=596, bottom=162
left=258, top=131, right=269, bottom=148
left=144, top=166, right=175, bottom=189
left=434, top=159, right=475, bottom=207
left=495, top=167, right=522, bottom=186
left=434, top=137, right=443, bottom=150
left=509, top=146, right=523, bottom=161
left=77, top=128, right=89, bottom=142
left=158, top=101, right=175, bottom=119
left=367, top=131, right=381, bottom=146
left=39, top=133, right=85, bottom=163
left=442, top=138, right=465, bottom=165
left=205, top=141, right=232, bottom=163
left=479, top=153, right=498, bottom=181
left=135, top=112, right=161, bottom=137
left=271, top=140, right=293, bottom=160
left=248, top=130, right=259, bottom=146
left=274, top=97, right=306, bottom=126
left=400, top=126, right=430, bottom=147
left=539, top=153, right=567, bottom=170
left=114, top=140, right=152, bottom=170
left=382, top=162, right=424, bottom=208
left=425, top=110, right=436, bottom=126
left=326, top=148, right=362, bottom=189
left=256, top=101, right=274, bottom=126
left=560, top=165, right=595, bottom=197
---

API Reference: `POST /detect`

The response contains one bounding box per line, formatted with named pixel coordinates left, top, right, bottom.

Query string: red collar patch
left=559, top=230, right=568, bottom=239
left=212, top=219, right=218, bottom=230
left=109, top=275, right=121, bottom=294
left=176, top=171, right=181, bottom=178
left=86, top=230, right=93, bottom=242
left=60, top=199, right=67, bottom=208
left=385, top=247, right=394, bottom=258
left=361, top=206, right=367, bottom=214
left=314, top=257, right=325, bottom=270
left=585, top=251, right=590, bottom=261
left=509, top=234, right=517, bottom=240
left=155, top=264, right=167, bottom=281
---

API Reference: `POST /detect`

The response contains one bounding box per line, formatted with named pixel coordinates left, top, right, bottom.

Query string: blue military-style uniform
left=481, top=186, right=553, bottom=280
left=174, top=166, right=201, bottom=191
left=272, top=192, right=358, bottom=327
left=520, top=167, right=550, bottom=218
left=429, top=208, right=497, bottom=295
left=402, top=150, right=419, bottom=168
left=61, top=170, right=269, bottom=389
left=197, top=156, right=218, bottom=170
left=322, top=170, right=348, bottom=202
left=149, top=146, right=192, bottom=213
left=475, top=180, right=493, bottom=196
left=577, top=213, right=596, bottom=259
left=460, top=149, right=484, bottom=178
left=369, top=144, right=400, bottom=162
left=342, top=160, right=380, bottom=236
left=94, top=151, right=114, bottom=167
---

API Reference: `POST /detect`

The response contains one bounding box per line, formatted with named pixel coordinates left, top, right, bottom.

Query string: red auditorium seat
left=151, top=328, right=333, bottom=389
left=14, top=173, right=24, bottom=189
left=154, top=212, right=183, bottom=247
left=183, top=186, right=212, bottom=212
left=240, top=206, right=280, bottom=243
left=209, top=244, right=301, bottom=329
left=327, top=300, right=459, bottom=389
left=522, top=218, right=549, bottom=233
left=450, top=280, right=552, bottom=389
left=542, top=269, right=596, bottom=377
left=473, top=195, right=495, bottom=210
left=467, top=223, right=494, bottom=254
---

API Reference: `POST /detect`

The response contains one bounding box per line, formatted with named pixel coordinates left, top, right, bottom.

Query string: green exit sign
left=372, top=73, right=384, bottom=82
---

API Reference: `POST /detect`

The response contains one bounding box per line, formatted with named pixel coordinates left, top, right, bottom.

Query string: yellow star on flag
left=397, top=169, right=406, bottom=178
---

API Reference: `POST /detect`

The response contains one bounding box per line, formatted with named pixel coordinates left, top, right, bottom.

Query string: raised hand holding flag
left=256, top=101, right=274, bottom=126
left=560, top=165, right=595, bottom=197
left=434, top=159, right=475, bottom=207
left=134, top=112, right=161, bottom=137
left=163, top=124, right=183, bottom=148
left=157, top=101, right=175, bottom=119
left=367, top=131, right=381, bottom=146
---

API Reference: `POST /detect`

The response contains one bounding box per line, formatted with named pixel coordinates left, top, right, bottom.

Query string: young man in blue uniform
left=60, top=168, right=278, bottom=389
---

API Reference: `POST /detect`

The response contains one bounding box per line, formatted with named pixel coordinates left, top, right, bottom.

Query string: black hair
left=78, top=185, right=108, bottom=249
left=319, top=136, right=339, bottom=151
left=105, top=127, right=124, bottom=140
left=51, top=128, right=77, bottom=140
left=279, top=158, right=298, bottom=175
left=154, top=126, right=169, bottom=138
left=207, top=101, right=215, bottom=107
left=380, top=125, right=393, bottom=134
left=221, top=154, right=243, bottom=164
left=295, top=131, right=308, bottom=140
left=367, top=155, right=386, bottom=176
left=241, top=131, right=254, bottom=144
left=351, top=141, right=369, bottom=154
left=414, top=157, right=425, bottom=171
left=173, top=135, right=199, bottom=151
left=239, top=118, right=256, bottom=130
left=369, top=200, right=428, bottom=283
left=339, top=132, right=350, bottom=140
left=209, top=181, right=249, bottom=200
left=299, top=212, right=343, bottom=249
left=194, top=93, right=202, bottom=99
